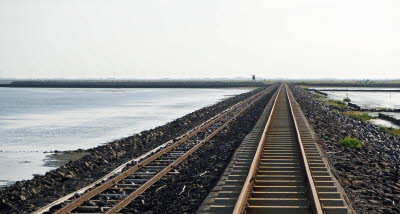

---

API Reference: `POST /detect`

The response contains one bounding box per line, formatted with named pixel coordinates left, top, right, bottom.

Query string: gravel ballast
left=122, top=88, right=275, bottom=213
left=290, top=85, right=400, bottom=214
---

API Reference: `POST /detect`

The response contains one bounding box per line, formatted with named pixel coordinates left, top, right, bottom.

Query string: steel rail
left=232, top=84, right=282, bottom=214
left=34, top=98, right=235, bottom=214
left=232, top=84, right=323, bottom=214
left=105, top=87, right=266, bottom=213
left=286, top=83, right=323, bottom=214
left=53, top=86, right=275, bottom=214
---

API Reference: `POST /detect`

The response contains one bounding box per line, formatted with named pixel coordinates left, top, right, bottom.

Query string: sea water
left=0, top=87, right=251, bottom=186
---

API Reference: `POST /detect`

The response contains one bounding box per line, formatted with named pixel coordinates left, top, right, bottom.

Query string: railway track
left=198, top=84, right=349, bottom=214
left=197, top=86, right=279, bottom=214
left=37, top=86, right=275, bottom=214
left=231, top=84, right=349, bottom=214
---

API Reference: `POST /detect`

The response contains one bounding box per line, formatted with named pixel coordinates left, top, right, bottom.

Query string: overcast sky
left=0, top=0, right=399, bottom=80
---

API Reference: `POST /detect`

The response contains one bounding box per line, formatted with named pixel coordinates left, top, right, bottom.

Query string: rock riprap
left=290, top=85, right=400, bottom=214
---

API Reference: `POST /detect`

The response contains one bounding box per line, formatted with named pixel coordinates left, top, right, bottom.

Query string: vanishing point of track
left=231, top=84, right=349, bottom=214
left=43, top=86, right=275, bottom=214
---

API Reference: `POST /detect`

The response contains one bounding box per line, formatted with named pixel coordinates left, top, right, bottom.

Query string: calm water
left=322, top=91, right=400, bottom=109
left=382, top=112, right=400, bottom=120
left=0, top=87, right=251, bottom=186
left=369, top=118, right=400, bottom=129
left=311, top=87, right=400, bottom=91
left=311, top=87, right=400, bottom=129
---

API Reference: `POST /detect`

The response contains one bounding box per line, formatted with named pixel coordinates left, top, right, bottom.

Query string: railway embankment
left=290, top=85, right=400, bottom=214
left=0, top=87, right=272, bottom=214
left=122, top=88, right=275, bottom=213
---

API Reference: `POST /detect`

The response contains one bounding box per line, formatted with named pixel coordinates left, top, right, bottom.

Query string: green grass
left=379, top=80, right=400, bottom=83
left=343, top=98, right=351, bottom=102
left=313, top=92, right=327, bottom=99
left=376, top=107, right=391, bottom=110
left=388, top=128, right=400, bottom=136
left=342, top=111, right=374, bottom=121
left=314, top=94, right=347, bottom=108
left=389, top=129, right=400, bottom=136
left=339, top=137, right=362, bottom=148
left=377, top=127, right=400, bottom=137
left=325, top=99, right=347, bottom=107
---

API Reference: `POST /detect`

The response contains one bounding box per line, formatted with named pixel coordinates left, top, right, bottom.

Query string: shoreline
left=310, top=89, right=400, bottom=112
left=42, top=150, right=88, bottom=168
left=0, top=151, right=87, bottom=189
left=308, top=89, right=400, bottom=132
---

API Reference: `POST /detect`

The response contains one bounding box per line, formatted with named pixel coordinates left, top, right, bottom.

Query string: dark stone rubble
left=121, top=90, right=274, bottom=213
left=290, top=85, right=400, bottom=214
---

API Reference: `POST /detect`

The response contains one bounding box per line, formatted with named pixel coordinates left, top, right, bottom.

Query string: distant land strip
left=297, top=82, right=400, bottom=87
left=0, top=80, right=267, bottom=88
left=309, top=89, right=400, bottom=92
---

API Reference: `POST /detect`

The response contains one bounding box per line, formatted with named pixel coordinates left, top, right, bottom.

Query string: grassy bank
left=308, top=88, right=400, bottom=137
left=311, top=90, right=347, bottom=107
left=342, top=111, right=375, bottom=121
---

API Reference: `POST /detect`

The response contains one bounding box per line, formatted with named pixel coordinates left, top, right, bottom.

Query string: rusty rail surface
left=51, top=86, right=275, bottom=214
left=231, top=84, right=283, bottom=214
left=286, top=84, right=323, bottom=214
left=232, top=83, right=324, bottom=214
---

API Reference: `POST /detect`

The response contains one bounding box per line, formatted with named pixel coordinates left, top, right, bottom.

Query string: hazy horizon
left=0, top=77, right=400, bottom=83
left=1, top=0, right=400, bottom=80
